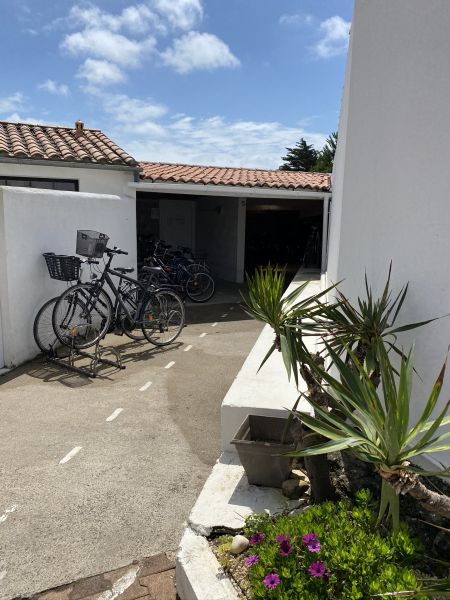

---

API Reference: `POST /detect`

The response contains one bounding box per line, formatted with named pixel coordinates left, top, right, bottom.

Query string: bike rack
left=46, top=330, right=125, bottom=378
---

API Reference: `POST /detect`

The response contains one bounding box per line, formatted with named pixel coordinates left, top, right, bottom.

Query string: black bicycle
left=51, top=245, right=185, bottom=350
left=142, top=241, right=215, bottom=303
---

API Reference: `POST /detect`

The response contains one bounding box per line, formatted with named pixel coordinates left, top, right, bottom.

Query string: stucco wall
left=0, top=162, right=135, bottom=197
left=0, top=186, right=136, bottom=368
left=327, top=0, right=450, bottom=465
left=196, top=196, right=244, bottom=282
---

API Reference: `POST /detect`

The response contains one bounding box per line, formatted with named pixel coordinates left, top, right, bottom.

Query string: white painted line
left=221, top=313, right=228, bottom=318
left=98, top=567, right=139, bottom=600
left=199, top=332, right=207, bottom=338
left=139, top=381, right=152, bottom=392
left=59, top=446, right=82, bottom=465
left=184, top=345, right=193, bottom=352
left=106, top=408, right=123, bottom=422
left=211, top=322, right=218, bottom=327
left=165, top=360, right=175, bottom=369
left=229, top=307, right=235, bottom=311
left=0, top=505, right=17, bottom=524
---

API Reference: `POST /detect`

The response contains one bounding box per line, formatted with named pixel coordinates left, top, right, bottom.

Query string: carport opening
left=244, top=198, right=323, bottom=279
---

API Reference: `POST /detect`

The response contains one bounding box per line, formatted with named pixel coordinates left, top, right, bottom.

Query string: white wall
left=196, top=196, right=243, bottom=282
left=0, top=186, right=137, bottom=368
left=328, top=0, right=450, bottom=465
left=0, top=162, right=135, bottom=197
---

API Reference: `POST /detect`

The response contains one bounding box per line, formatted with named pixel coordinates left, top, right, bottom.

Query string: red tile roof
left=0, top=121, right=137, bottom=167
left=139, top=162, right=331, bottom=192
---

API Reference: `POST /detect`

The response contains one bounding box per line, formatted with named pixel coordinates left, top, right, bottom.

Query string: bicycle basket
left=43, top=253, right=81, bottom=281
left=76, top=230, right=109, bottom=258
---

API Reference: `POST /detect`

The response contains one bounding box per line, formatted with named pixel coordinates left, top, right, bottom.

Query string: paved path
left=0, top=297, right=262, bottom=599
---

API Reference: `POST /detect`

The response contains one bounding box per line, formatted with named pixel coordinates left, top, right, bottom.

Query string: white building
left=328, top=0, right=450, bottom=466
left=0, top=120, right=139, bottom=370
left=0, top=119, right=331, bottom=370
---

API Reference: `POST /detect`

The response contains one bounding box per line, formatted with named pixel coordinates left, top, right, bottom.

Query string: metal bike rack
left=47, top=330, right=125, bottom=378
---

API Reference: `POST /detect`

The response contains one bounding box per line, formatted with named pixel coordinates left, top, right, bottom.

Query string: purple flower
left=275, top=534, right=291, bottom=543
left=306, top=539, right=321, bottom=553
left=278, top=540, right=293, bottom=556
left=302, top=533, right=318, bottom=545
left=244, top=555, right=259, bottom=567
left=263, top=573, right=281, bottom=590
left=249, top=533, right=265, bottom=546
left=308, top=561, right=329, bottom=579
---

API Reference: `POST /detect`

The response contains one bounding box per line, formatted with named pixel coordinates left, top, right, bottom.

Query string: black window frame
left=0, top=176, right=79, bottom=192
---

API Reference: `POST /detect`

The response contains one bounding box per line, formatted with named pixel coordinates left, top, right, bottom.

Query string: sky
left=0, top=0, right=353, bottom=168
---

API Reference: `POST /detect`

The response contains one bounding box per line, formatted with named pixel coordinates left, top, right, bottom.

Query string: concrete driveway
left=0, top=293, right=262, bottom=599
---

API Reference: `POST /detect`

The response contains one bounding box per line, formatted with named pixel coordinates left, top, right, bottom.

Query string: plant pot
left=231, top=415, right=295, bottom=488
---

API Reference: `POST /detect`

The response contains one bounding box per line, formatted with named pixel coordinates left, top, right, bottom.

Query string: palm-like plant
left=241, top=266, right=338, bottom=501
left=291, top=342, right=450, bottom=532
left=306, top=265, right=438, bottom=383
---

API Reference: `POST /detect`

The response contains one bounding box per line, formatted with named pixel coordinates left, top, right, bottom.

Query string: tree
left=279, top=138, right=318, bottom=172
left=313, top=132, right=338, bottom=173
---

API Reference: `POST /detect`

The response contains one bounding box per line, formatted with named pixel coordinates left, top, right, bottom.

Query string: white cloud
left=38, top=79, right=70, bottom=96
left=0, top=92, right=25, bottom=114
left=69, top=3, right=165, bottom=35
left=61, top=28, right=155, bottom=67
left=162, top=31, right=240, bottom=74
left=107, top=105, right=326, bottom=168
left=314, top=16, right=351, bottom=58
left=151, top=0, right=203, bottom=30
left=77, top=59, right=126, bottom=86
left=103, top=93, right=168, bottom=123
left=279, top=13, right=314, bottom=27
left=3, top=113, right=46, bottom=125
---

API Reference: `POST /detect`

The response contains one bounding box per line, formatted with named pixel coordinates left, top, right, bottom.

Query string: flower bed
left=213, top=490, right=429, bottom=599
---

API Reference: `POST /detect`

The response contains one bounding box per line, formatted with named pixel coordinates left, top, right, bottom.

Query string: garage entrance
left=245, top=197, right=324, bottom=277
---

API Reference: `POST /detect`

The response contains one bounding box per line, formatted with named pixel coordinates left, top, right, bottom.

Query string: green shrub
left=242, top=490, right=425, bottom=599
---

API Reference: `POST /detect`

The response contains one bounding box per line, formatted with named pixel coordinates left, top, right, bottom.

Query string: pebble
left=291, top=469, right=310, bottom=482
left=281, top=478, right=310, bottom=499
left=230, top=534, right=250, bottom=555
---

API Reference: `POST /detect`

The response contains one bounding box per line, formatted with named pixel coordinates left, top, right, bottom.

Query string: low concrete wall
left=0, top=186, right=136, bottom=368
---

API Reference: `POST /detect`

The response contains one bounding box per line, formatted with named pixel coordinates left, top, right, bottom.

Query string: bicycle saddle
left=115, top=267, right=134, bottom=274
left=141, top=265, right=163, bottom=274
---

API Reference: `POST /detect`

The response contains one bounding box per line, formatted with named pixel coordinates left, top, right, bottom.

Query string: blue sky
left=0, top=0, right=353, bottom=168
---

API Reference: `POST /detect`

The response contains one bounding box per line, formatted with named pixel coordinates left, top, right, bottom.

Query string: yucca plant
left=290, top=342, right=450, bottom=533
left=299, top=264, right=438, bottom=385
left=242, top=265, right=334, bottom=385
left=241, top=266, right=338, bottom=501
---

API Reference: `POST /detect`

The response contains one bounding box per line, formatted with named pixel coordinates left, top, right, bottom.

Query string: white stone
left=230, top=535, right=249, bottom=555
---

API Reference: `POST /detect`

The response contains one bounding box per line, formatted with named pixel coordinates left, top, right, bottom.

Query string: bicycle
left=141, top=241, right=215, bottom=303
left=50, top=235, right=185, bottom=350
left=33, top=253, right=99, bottom=355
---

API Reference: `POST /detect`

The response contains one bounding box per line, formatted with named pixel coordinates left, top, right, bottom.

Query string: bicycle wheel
left=187, top=262, right=211, bottom=275
left=33, top=297, right=60, bottom=354
left=120, top=285, right=145, bottom=341
left=186, top=272, right=215, bottom=302
left=141, top=289, right=185, bottom=346
left=52, top=284, right=113, bottom=349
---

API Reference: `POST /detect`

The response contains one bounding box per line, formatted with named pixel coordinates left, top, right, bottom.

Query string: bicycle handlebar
left=106, top=246, right=129, bottom=256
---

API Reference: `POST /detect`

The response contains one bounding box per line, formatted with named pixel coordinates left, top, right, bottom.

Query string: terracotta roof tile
left=139, top=162, right=331, bottom=192
left=0, top=120, right=137, bottom=167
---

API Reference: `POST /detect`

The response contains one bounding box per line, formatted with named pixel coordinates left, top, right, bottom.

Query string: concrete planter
left=231, top=415, right=295, bottom=487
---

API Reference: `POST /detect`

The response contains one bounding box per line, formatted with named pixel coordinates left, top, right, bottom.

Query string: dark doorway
left=244, top=198, right=323, bottom=278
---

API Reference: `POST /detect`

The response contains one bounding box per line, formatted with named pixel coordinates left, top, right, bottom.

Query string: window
left=0, top=176, right=79, bottom=191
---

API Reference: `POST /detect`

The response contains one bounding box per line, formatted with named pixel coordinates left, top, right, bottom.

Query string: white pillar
left=236, top=198, right=246, bottom=283
left=321, top=196, right=330, bottom=273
